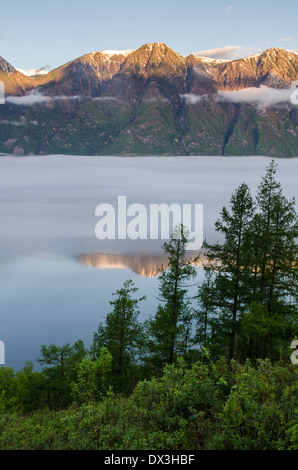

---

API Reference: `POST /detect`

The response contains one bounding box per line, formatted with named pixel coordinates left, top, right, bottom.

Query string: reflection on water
left=0, top=254, right=162, bottom=371
left=78, top=252, right=169, bottom=277
left=77, top=251, right=207, bottom=277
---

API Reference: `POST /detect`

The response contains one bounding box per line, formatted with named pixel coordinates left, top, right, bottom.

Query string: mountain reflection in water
left=77, top=252, right=205, bottom=278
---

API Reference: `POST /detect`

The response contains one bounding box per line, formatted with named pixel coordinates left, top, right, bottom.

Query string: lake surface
left=0, top=155, right=298, bottom=370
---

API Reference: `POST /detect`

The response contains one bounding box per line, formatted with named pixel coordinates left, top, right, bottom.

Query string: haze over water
left=0, top=155, right=297, bottom=370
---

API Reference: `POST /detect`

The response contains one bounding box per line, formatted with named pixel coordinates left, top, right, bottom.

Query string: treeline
left=0, top=160, right=297, bottom=450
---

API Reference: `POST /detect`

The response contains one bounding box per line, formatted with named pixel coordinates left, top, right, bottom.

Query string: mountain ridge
left=3, top=44, right=298, bottom=94
left=0, top=43, right=298, bottom=157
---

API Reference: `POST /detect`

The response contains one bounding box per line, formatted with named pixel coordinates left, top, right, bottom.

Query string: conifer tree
left=199, top=183, right=255, bottom=358
left=198, top=162, right=298, bottom=360
left=243, top=161, right=298, bottom=358
left=92, top=279, right=146, bottom=392
left=195, top=270, right=217, bottom=348
left=249, top=160, right=298, bottom=314
left=146, top=225, right=198, bottom=370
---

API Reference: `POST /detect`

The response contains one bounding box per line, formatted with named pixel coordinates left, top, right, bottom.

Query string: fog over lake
left=0, top=155, right=297, bottom=370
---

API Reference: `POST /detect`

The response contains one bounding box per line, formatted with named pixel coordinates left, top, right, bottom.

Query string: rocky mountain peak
left=0, top=56, right=17, bottom=74
left=120, top=42, right=186, bottom=78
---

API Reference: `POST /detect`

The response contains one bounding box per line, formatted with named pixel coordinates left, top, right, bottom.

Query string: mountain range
left=0, top=42, right=298, bottom=157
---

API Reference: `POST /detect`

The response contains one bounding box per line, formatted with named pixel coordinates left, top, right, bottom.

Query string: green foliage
left=0, top=358, right=296, bottom=450
left=146, top=226, right=198, bottom=370
left=249, top=160, right=298, bottom=314
left=36, top=340, right=88, bottom=409
left=92, top=280, right=146, bottom=393
left=197, top=161, right=298, bottom=361
left=241, top=302, right=298, bottom=361
left=213, top=359, right=298, bottom=450
left=70, top=349, right=112, bottom=403
left=0, top=362, right=47, bottom=413
left=0, top=366, right=21, bottom=412
left=200, top=182, right=256, bottom=358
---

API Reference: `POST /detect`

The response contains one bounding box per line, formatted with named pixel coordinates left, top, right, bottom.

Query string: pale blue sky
left=1, top=0, right=297, bottom=71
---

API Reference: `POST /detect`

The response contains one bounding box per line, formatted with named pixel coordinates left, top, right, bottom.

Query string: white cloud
left=6, top=92, right=51, bottom=105
left=0, top=119, right=24, bottom=126
left=93, top=96, right=117, bottom=101
left=180, top=94, right=206, bottom=104
left=180, top=85, right=298, bottom=108
left=216, top=85, right=295, bottom=108
left=6, top=90, right=81, bottom=106
left=5, top=91, right=124, bottom=106
left=193, top=45, right=260, bottom=60
left=0, top=118, right=39, bottom=126
left=5, top=86, right=297, bottom=110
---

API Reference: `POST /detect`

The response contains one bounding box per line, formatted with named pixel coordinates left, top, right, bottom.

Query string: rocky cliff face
left=0, top=43, right=298, bottom=157
left=0, top=56, right=33, bottom=95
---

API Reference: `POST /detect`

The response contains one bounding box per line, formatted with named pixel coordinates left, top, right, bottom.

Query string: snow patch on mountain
left=100, top=50, right=135, bottom=57
left=197, top=57, right=232, bottom=64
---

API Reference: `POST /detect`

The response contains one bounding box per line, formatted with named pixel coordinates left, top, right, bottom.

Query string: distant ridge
left=0, top=43, right=298, bottom=157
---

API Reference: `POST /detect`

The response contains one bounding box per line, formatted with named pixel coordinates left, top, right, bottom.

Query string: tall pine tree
left=146, top=225, right=198, bottom=371
left=243, top=160, right=298, bottom=359
left=92, top=280, right=146, bottom=392
left=198, top=182, right=255, bottom=359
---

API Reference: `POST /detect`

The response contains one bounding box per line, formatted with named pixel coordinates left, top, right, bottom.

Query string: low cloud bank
left=5, top=91, right=119, bottom=106
left=180, top=94, right=206, bottom=104
left=180, top=85, right=298, bottom=108
left=217, top=86, right=295, bottom=107
left=6, top=92, right=51, bottom=105
left=6, top=90, right=82, bottom=106
left=93, top=96, right=117, bottom=102
left=5, top=86, right=298, bottom=109
left=0, top=118, right=38, bottom=126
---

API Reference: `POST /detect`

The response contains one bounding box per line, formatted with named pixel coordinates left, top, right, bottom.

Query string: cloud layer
left=217, top=86, right=295, bottom=107
left=179, top=94, right=205, bottom=104
left=5, top=91, right=121, bottom=106
left=193, top=45, right=260, bottom=60
left=180, top=86, right=298, bottom=108
left=6, top=91, right=81, bottom=106
left=5, top=86, right=298, bottom=109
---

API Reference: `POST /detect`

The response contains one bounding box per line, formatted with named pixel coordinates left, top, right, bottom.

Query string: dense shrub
left=0, top=358, right=296, bottom=450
